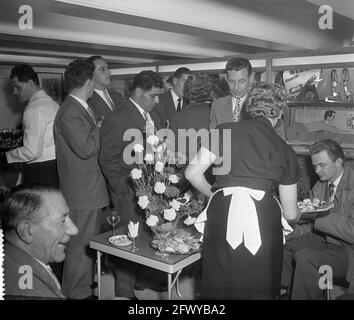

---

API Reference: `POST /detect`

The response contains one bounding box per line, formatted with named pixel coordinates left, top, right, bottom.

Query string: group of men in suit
left=6, top=54, right=351, bottom=301
left=2, top=56, right=270, bottom=299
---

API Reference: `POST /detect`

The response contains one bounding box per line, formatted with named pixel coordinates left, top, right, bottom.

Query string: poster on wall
left=283, top=69, right=321, bottom=102
left=295, top=108, right=354, bottom=134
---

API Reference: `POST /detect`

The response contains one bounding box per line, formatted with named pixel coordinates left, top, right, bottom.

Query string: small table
left=89, top=228, right=201, bottom=300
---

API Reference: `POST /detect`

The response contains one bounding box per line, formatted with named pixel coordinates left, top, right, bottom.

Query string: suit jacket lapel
left=67, top=95, right=96, bottom=127
left=126, top=100, right=146, bottom=131
left=224, top=95, right=233, bottom=122
left=7, top=244, right=64, bottom=298
left=167, top=91, right=176, bottom=115
left=334, top=166, right=350, bottom=205
left=95, top=91, right=114, bottom=112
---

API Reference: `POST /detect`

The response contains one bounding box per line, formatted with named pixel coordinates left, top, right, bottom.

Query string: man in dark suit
left=87, top=55, right=126, bottom=118
left=99, top=70, right=164, bottom=299
left=153, top=67, right=192, bottom=128
left=54, top=59, right=110, bottom=299
left=2, top=185, right=78, bottom=299
left=282, top=139, right=354, bottom=299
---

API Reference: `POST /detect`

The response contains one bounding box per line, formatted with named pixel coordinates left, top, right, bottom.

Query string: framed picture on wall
left=38, top=72, right=63, bottom=103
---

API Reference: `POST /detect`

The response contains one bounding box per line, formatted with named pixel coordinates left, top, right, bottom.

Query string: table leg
left=168, top=273, right=172, bottom=300
left=176, top=272, right=182, bottom=299
left=167, top=269, right=184, bottom=300
left=97, top=251, right=102, bottom=300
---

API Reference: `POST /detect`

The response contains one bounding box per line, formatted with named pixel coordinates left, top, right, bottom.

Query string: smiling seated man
left=1, top=185, right=78, bottom=299
left=282, top=139, right=354, bottom=300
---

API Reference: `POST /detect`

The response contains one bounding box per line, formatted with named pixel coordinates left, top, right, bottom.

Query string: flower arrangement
left=130, top=132, right=204, bottom=254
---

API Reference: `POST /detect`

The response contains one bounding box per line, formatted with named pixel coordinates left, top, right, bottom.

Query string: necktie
left=86, top=105, right=96, bottom=124
left=176, top=98, right=182, bottom=112
left=143, top=111, right=148, bottom=121
left=233, top=98, right=241, bottom=122
left=328, top=183, right=335, bottom=202
left=143, top=111, right=155, bottom=136
left=103, top=90, right=114, bottom=110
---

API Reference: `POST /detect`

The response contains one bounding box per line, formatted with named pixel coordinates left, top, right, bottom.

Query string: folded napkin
left=128, top=221, right=139, bottom=237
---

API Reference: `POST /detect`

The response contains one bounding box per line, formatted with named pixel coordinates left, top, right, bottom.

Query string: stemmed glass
left=128, top=221, right=139, bottom=252
left=128, top=232, right=139, bottom=252
left=106, top=210, right=120, bottom=236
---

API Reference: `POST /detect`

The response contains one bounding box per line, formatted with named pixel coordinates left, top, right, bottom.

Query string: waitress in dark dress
left=185, top=82, right=301, bottom=299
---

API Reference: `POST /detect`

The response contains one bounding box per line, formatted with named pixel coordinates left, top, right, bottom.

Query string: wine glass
left=106, top=210, right=120, bottom=236
left=129, top=233, right=139, bottom=252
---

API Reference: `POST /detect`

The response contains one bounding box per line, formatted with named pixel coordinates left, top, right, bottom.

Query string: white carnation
left=168, top=174, right=179, bottom=184
left=131, top=168, right=142, bottom=179
left=146, top=215, right=159, bottom=227
left=144, top=153, right=154, bottom=162
left=156, top=145, right=163, bottom=153
left=155, top=161, right=164, bottom=173
left=164, top=208, right=177, bottom=221
left=184, top=216, right=196, bottom=226
left=154, top=182, right=166, bottom=194
left=133, top=143, right=144, bottom=153
left=169, top=199, right=181, bottom=211
left=138, top=195, right=149, bottom=209
left=147, top=135, right=159, bottom=146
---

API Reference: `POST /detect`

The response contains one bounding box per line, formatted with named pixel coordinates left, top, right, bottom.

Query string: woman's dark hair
left=183, top=74, right=212, bottom=103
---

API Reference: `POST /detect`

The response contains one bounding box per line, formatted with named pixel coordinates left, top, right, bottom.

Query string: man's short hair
left=310, top=139, right=344, bottom=162
left=172, top=67, right=192, bottom=80
left=64, top=59, right=94, bottom=92
left=86, top=55, right=104, bottom=65
left=10, top=64, right=40, bottom=86
left=225, top=57, right=252, bottom=76
left=1, top=185, right=60, bottom=234
left=131, top=70, right=164, bottom=91
left=324, top=110, right=335, bottom=120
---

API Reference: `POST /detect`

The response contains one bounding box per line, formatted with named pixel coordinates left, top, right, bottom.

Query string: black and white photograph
left=1, top=0, right=354, bottom=306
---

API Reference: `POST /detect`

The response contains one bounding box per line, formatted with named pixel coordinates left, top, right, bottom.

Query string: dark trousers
left=23, top=159, right=58, bottom=187
left=109, top=191, right=165, bottom=298
left=61, top=208, right=102, bottom=299
left=282, top=232, right=348, bottom=300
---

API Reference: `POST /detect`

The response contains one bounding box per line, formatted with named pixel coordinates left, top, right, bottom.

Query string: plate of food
left=297, top=198, right=334, bottom=223
left=108, top=235, right=132, bottom=247
left=150, top=229, right=202, bottom=255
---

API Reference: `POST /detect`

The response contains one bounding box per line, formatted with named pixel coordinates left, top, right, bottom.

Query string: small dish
left=108, top=235, right=132, bottom=247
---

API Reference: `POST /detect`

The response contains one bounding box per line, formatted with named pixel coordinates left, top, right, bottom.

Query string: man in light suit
left=87, top=55, right=126, bottom=118
left=209, top=57, right=285, bottom=139
left=99, top=70, right=164, bottom=299
left=2, top=185, right=78, bottom=299
left=209, top=57, right=252, bottom=129
left=54, top=59, right=110, bottom=299
left=153, top=67, right=192, bottom=128
left=282, top=139, right=354, bottom=299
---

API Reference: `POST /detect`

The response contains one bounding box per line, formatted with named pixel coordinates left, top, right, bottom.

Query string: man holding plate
left=282, top=139, right=354, bottom=299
